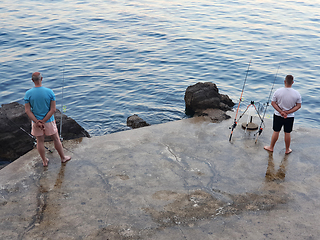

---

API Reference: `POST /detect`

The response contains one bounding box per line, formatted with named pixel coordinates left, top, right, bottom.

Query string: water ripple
left=1, top=0, right=319, bottom=135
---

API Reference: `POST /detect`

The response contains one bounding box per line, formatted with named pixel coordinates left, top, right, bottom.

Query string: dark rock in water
left=127, top=114, right=150, bottom=129
left=0, top=102, right=90, bottom=162
left=184, top=82, right=235, bottom=115
left=0, top=102, right=35, bottom=162
left=0, top=160, right=11, bottom=170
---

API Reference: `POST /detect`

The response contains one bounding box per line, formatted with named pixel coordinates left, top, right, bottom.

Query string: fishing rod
left=7, top=118, right=53, bottom=153
left=254, top=61, right=281, bottom=143
left=229, top=60, right=251, bottom=142
left=60, top=63, right=65, bottom=142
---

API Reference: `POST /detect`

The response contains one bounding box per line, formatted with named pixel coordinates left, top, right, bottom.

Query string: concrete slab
left=1, top=115, right=320, bottom=239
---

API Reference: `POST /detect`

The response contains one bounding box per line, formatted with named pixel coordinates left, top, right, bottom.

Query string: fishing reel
left=256, top=127, right=263, bottom=136
left=229, top=120, right=237, bottom=130
left=33, top=140, right=53, bottom=153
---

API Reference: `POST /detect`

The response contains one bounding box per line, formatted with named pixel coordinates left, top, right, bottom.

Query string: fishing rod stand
left=254, top=101, right=269, bottom=143
left=238, top=101, right=263, bottom=132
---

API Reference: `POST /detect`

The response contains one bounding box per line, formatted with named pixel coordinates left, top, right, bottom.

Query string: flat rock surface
left=1, top=114, right=319, bottom=239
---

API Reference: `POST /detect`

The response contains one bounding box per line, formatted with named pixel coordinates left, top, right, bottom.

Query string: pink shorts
left=31, top=120, right=58, bottom=137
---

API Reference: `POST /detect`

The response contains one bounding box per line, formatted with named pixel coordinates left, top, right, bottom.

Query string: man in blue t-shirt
left=24, top=72, right=71, bottom=166
left=264, top=75, right=302, bottom=154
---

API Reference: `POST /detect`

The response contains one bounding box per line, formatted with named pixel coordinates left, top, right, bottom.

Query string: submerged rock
left=0, top=102, right=90, bottom=162
left=127, top=114, right=150, bottom=129
left=184, top=82, right=234, bottom=116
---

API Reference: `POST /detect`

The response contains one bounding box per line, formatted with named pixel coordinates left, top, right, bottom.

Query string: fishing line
left=60, top=62, right=65, bottom=142
left=229, top=60, right=251, bottom=142
left=255, top=61, right=281, bottom=143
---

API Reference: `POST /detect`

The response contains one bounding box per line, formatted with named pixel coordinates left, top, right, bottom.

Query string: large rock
left=195, top=108, right=231, bottom=123
left=184, top=82, right=235, bottom=115
left=127, top=114, right=150, bottom=129
left=0, top=102, right=90, bottom=162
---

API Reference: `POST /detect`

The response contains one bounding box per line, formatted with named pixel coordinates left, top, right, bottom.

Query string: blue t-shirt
left=24, top=86, right=56, bottom=122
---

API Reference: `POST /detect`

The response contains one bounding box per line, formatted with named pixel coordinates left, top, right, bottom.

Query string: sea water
left=1, top=0, right=319, bottom=136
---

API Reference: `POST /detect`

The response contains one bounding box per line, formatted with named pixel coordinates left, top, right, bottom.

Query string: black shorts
left=273, top=114, right=294, bottom=133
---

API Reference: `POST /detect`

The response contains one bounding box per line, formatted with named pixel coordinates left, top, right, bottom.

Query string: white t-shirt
left=272, top=87, right=302, bottom=117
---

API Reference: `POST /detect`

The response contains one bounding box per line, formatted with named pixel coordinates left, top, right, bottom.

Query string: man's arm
left=25, top=103, right=39, bottom=123
left=271, top=101, right=301, bottom=118
left=41, top=100, right=56, bottom=123
left=284, top=103, right=301, bottom=115
left=25, top=103, right=44, bottom=129
left=271, top=101, right=287, bottom=118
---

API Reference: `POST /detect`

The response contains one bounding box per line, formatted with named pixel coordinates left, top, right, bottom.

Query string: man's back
left=272, top=87, right=302, bottom=117
left=24, top=86, right=55, bottom=122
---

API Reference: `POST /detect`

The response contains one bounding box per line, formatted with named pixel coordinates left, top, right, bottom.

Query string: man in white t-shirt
left=264, top=75, right=302, bottom=154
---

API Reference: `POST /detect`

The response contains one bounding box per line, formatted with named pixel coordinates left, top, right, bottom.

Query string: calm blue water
left=1, top=0, right=319, bottom=136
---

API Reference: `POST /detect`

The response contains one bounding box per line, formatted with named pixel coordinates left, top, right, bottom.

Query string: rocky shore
left=1, top=113, right=320, bottom=239
left=0, top=102, right=90, bottom=166
left=184, top=82, right=234, bottom=122
left=1, top=82, right=233, bottom=169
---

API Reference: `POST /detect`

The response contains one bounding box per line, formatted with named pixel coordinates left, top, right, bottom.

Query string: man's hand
left=281, top=111, right=288, bottom=119
left=36, top=120, right=45, bottom=130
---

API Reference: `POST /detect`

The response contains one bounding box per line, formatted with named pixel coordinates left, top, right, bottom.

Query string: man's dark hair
left=285, top=75, right=294, bottom=85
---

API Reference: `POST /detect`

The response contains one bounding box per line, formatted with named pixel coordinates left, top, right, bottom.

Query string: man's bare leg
left=50, top=132, right=71, bottom=163
left=284, top=132, right=292, bottom=154
left=36, top=135, right=49, bottom=166
left=264, top=131, right=280, bottom=152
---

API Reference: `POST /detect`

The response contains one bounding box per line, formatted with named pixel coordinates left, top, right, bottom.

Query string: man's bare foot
left=43, top=158, right=49, bottom=167
left=61, top=156, right=71, bottom=163
left=285, top=149, right=292, bottom=154
left=264, top=146, right=273, bottom=152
